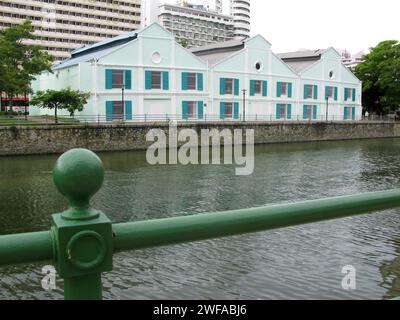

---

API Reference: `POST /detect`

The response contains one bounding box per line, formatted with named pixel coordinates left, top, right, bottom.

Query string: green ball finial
left=53, top=149, right=104, bottom=220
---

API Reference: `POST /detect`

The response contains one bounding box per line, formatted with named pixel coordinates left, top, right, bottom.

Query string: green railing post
left=51, top=148, right=113, bottom=300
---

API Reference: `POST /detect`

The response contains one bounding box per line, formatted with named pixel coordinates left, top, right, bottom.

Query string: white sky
left=250, top=0, right=400, bottom=54
left=162, top=0, right=400, bottom=54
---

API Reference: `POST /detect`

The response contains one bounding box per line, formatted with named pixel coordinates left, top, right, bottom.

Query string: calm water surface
left=0, top=139, right=400, bottom=300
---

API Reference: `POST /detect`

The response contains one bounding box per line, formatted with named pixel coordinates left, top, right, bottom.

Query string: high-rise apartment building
left=0, top=0, right=142, bottom=61
left=230, top=0, right=250, bottom=39
left=177, top=0, right=222, bottom=13
left=156, top=2, right=235, bottom=48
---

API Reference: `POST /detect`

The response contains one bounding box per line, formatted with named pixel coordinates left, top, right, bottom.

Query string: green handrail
left=0, top=148, right=399, bottom=300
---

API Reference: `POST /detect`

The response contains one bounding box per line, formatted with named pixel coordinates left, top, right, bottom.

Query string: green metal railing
left=1, top=148, right=400, bottom=300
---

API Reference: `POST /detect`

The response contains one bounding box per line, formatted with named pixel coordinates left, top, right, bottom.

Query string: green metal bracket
left=51, top=149, right=113, bottom=300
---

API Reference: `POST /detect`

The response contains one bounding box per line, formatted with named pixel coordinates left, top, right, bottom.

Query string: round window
left=329, top=71, right=334, bottom=79
left=255, top=62, right=262, bottom=71
left=152, top=52, right=162, bottom=64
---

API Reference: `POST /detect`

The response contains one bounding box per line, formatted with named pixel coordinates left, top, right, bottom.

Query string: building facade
left=0, top=0, right=142, bottom=62
left=177, top=0, right=223, bottom=13
left=230, top=0, right=250, bottom=39
left=31, top=23, right=362, bottom=122
left=147, top=1, right=235, bottom=48
left=339, top=49, right=365, bottom=69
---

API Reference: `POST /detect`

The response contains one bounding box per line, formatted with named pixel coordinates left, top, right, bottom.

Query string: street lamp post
left=242, top=89, right=247, bottom=122
left=325, top=95, right=329, bottom=121
left=121, top=81, right=125, bottom=121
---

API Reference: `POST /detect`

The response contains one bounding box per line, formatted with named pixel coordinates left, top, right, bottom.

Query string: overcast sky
left=249, top=0, right=400, bottom=54
left=163, top=0, right=399, bottom=54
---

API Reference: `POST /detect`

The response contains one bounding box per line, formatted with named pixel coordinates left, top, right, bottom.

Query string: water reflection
left=0, top=138, right=400, bottom=299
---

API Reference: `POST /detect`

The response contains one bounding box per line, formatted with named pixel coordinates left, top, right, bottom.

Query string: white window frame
left=326, top=86, right=334, bottom=99
left=112, top=70, right=124, bottom=89
left=151, top=71, right=162, bottom=90
left=279, top=104, right=289, bottom=119
left=304, top=105, right=313, bottom=119
left=187, top=101, right=197, bottom=119
left=187, top=73, right=197, bottom=90
left=281, top=82, right=288, bottom=97
left=254, top=80, right=262, bottom=95
left=224, top=102, right=234, bottom=119
left=306, top=85, right=314, bottom=99
left=345, top=88, right=353, bottom=101
left=224, top=78, right=234, bottom=95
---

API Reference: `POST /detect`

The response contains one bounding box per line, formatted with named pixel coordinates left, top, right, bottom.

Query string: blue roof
left=52, top=45, right=125, bottom=71
left=52, top=31, right=139, bottom=70
left=71, top=31, right=138, bottom=57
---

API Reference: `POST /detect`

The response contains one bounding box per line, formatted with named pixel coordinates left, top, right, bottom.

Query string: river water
left=0, top=138, right=400, bottom=300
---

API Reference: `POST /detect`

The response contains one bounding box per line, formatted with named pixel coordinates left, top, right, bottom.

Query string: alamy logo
left=146, top=122, right=255, bottom=176
left=341, top=265, right=356, bottom=290
left=41, top=265, right=57, bottom=292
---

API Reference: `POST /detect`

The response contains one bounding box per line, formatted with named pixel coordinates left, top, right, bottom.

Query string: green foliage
left=355, top=40, right=400, bottom=114
left=176, top=37, right=189, bottom=48
left=0, top=20, right=54, bottom=109
left=31, top=88, right=90, bottom=123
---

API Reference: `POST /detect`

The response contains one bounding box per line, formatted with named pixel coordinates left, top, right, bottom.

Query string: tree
left=30, top=89, right=90, bottom=124
left=176, top=37, right=189, bottom=48
left=0, top=20, right=54, bottom=111
left=355, top=40, right=400, bottom=115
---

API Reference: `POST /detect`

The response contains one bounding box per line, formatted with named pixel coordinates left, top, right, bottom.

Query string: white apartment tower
left=0, top=0, right=142, bottom=61
left=177, top=0, right=222, bottom=13
left=230, top=0, right=250, bottom=39
left=155, top=1, right=235, bottom=48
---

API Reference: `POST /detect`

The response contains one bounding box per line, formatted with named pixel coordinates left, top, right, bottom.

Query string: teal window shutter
left=304, top=85, right=308, bottom=99
left=313, top=105, right=317, bottom=119
left=313, top=85, right=318, bottom=99
left=250, top=80, right=255, bottom=96
left=344, top=88, right=348, bottom=101
left=182, top=72, right=188, bottom=90
left=234, top=102, right=239, bottom=119
left=124, top=70, right=132, bottom=90
left=106, top=69, right=113, bottom=89
left=262, top=81, right=267, bottom=97
left=182, top=101, right=189, bottom=120
left=220, top=102, right=225, bottom=119
left=163, top=71, right=169, bottom=90
left=287, top=104, right=292, bottom=119
left=303, top=105, right=308, bottom=119
left=234, top=79, right=239, bottom=96
left=277, top=82, right=282, bottom=97
left=145, top=71, right=152, bottom=90
left=106, top=101, right=113, bottom=121
left=344, top=107, right=348, bottom=120
left=125, top=101, right=132, bottom=120
left=352, top=107, right=356, bottom=120
left=220, top=78, right=225, bottom=95
left=334, top=87, right=338, bottom=101
left=325, top=86, right=329, bottom=99
left=352, top=88, right=356, bottom=102
left=197, top=73, right=203, bottom=91
left=288, top=83, right=292, bottom=98
left=198, top=101, right=204, bottom=119
left=276, top=104, right=281, bottom=119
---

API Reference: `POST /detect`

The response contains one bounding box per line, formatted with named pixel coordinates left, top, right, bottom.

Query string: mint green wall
left=30, top=23, right=362, bottom=120
left=175, top=45, right=205, bottom=69
left=271, top=54, right=297, bottom=76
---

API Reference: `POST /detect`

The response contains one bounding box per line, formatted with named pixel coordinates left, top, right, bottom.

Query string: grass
left=0, top=115, right=81, bottom=126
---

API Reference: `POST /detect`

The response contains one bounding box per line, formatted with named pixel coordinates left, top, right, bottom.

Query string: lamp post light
left=242, top=89, right=247, bottom=122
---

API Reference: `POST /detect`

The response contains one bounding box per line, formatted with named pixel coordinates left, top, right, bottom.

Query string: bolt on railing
left=1, top=148, right=400, bottom=300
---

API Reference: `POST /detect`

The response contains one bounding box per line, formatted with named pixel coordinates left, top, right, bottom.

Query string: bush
left=0, top=110, right=19, bottom=116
